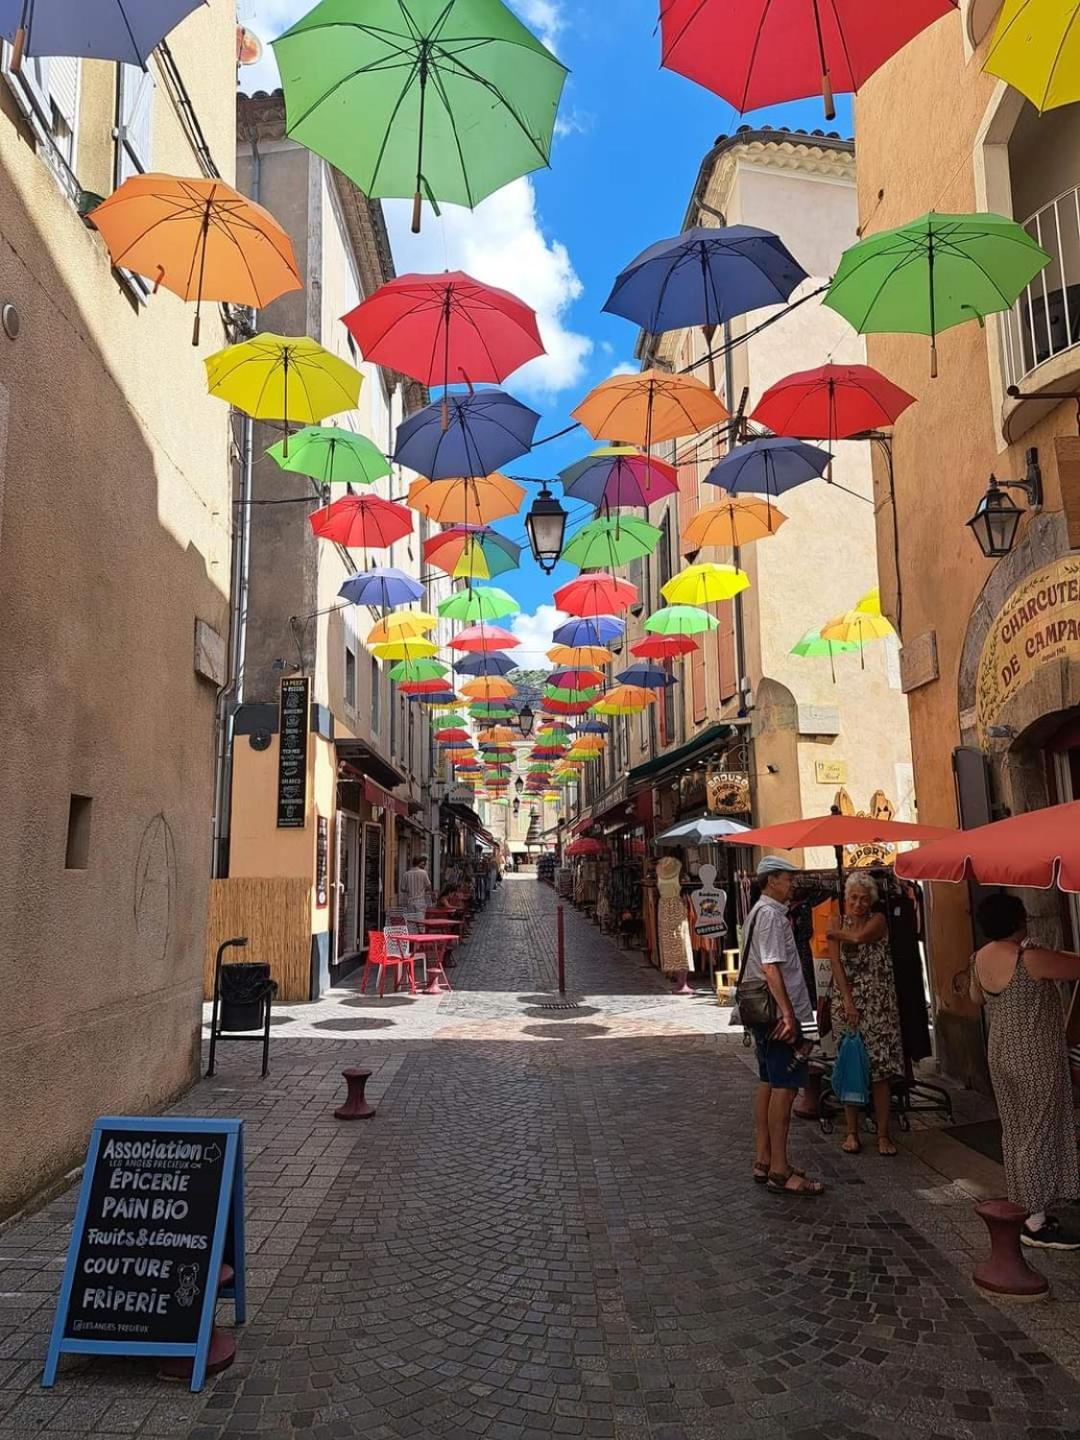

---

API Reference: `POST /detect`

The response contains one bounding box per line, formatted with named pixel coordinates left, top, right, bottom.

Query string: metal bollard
left=335, top=1067, right=376, bottom=1120
left=557, top=904, right=566, bottom=995
left=972, top=1199, right=1049, bottom=1300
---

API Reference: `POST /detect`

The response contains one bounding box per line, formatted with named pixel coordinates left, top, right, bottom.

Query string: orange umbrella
left=477, top=726, right=517, bottom=744
left=682, top=497, right=787, bottom=552
left=572, top=369, right=728, bottom=446
left=547, top=644, right=614, bottom=667
left=461, top=677, right=517, bottom=700
left=406, top=474, right=525, bottom=524
left=89, top=175, right=301, bottom=345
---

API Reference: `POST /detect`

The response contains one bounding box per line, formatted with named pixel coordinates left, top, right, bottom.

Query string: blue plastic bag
left=832, top=1031, right=871, bottom=1107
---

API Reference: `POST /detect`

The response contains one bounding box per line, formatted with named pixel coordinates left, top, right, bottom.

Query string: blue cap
left=757, top=855, right=800, bottom=878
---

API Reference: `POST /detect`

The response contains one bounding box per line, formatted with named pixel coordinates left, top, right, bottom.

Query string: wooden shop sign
left=707, top=770, right=750, bottom=814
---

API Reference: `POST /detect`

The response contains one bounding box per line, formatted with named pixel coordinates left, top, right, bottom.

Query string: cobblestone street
left=2, top=876, right=1080, bottom=1440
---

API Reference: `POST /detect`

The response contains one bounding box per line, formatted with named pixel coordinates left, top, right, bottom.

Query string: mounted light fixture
left=512, top=797, right=520, bottom=815
left=966, top=448, right=1042, bottom=559
left=516, top=702, right=535, bottom=739
left=525, top=485, right=567, bottom=573
left=514, top=775, right=525, bottom=795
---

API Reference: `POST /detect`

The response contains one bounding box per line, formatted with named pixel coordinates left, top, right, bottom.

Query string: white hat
left=757, top=854, right=799, bottom=877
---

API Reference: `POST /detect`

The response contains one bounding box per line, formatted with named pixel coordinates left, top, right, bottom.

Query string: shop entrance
left=335, top=811, right=361, bottom=962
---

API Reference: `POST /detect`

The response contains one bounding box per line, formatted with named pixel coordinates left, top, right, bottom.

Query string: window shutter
left=716, top=599, right=737, bottom=701
left=116, top=62, right=154, bottom=184
left=48, top=56, right=79, bottom=146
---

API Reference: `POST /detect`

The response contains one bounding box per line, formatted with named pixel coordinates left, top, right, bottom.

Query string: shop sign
left=976, top=557, right=1080, bottom=740
left=276, top=677, right=309, bottom=829
left=690, top=862, right=728, bottom=939
left=797, top=703, right=841, bottom=736
left=815, top=761, right=847, bottom=785
left=362, top=778, right=408, bottom=818
left=43, top=1117, right=246, bottom=1394
left=315, top=814, right=329, bottom=908
left=448, top=784, right=476, bottom=806
left=706, top=770, right=750, bottom=814
left=836, top=787, right=897, bottom=869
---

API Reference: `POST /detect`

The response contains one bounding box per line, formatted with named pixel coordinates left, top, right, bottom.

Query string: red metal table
left=402, top=933, right=457, bottom=994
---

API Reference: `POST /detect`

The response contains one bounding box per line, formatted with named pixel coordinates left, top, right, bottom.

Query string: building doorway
left=336, top=811, right=361, bottom=962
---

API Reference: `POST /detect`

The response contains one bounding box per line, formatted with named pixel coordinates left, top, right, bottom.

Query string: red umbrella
left=449, top=624, right=520, bottom=653
left=566, top=837, right=607, bottom=857
left=554, top=573, right=638, bottom=617
left=728, top=815, right=952, bottom=849
left=659, top=1, right=957, bottom=120
left=631, top=634, right=698, bottom=660
left=399, top=679, right=450, bottom=695
left=543, top=699, right=594, bottom=716
left=751, top=363, right=917, bottom=443
left=896, top=803, right=1080, bottom=893
left=309, top=493, right=413, bottom=548
left=342, top=270, right=543, bottom=388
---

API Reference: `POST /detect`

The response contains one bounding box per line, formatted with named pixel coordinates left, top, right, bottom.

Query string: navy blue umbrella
left=552, top=615, right=624, bottom=647
left=453, top=653, right=517, bottom=677
left=574, top=719, right=611, bottom=734
left=0, top=0, right=206, bottom=64
left=338, top=567, right=423, bottom=608
left=615, top=664, right=678, bottom=689
left=603, top=226, right=807, bottom=334
left=410, top=690, right=458, bottom=704
left=393, top=389, right=541, bottom=480
left=705, top=437, right=832, bottom=498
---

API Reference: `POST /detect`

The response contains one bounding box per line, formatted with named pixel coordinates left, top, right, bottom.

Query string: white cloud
left=509, top=605, right=561, bottom=670
left=607, top=361, right=639, bottom=378
left=512, top=1, right=565, bottom=53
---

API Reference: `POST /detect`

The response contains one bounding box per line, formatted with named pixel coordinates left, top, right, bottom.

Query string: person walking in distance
left=401, top=851, right=433, bottom=925
left=743, top=856, right=826, bottom=1196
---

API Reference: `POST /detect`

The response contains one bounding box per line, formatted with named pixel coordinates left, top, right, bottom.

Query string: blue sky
left=238, top=0, right=852, bottom=664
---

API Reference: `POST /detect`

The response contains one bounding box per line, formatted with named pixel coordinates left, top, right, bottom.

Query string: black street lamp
left=514, top=775, right=525, bottom=794
left=512, top=797, right=521, bottom=815
left=525, top=485, right=567, bottom=573
left=516, top=702, right=535, bottom=739
left=966, top=448, right=1042, bottom=559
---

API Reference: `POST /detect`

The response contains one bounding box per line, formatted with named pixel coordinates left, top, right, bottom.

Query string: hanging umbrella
left=338, top=567, right=423, bottom=608
left=630, top=633, right=698, bottom=660
left=309, top=494, right=413, bottom=548
left=704, top=437, right=831, bottom=498
left=453, top=653, right=518, bottom=677
left=434, top=727, right=471, bottom=742
left=574, top=719, right=611, bottom=734
left=395, top=390, right=539, bottom=478
left=566, top=838, right=607, bottom=857
left=268, top=426, right=390, bottom=487
left=554, top=574, right=638, bottom=618
left=895, top=801, right=1080, bottom=892
left=544, top=685, right=601, bottom=704
left=87, top=174, right=301, bottom=345
left=615, top=664, right=678, bottom=689
left=449, top=623, right=520, bottom=653
left=407, top=475, right=527, bottom=525
left=790, top=627, right=861, bottom=683
left=656, top=817, right=751, bottom=845
left=983, top=1, right=1080, bottom=112
left=561, top=516, right=662, bottom=571
left=730, top=815, right=952, bottom=849
left=437, top=586, right=520, bottom=623
left=559, top=446, right=679, bottom=508
left=388, top=658, right=448, bottom=681
left=423, top=526, right=522, bottom=579
left=462, top=677, right=517, bottom=700
left=477, top=725, right=516, bottom=744
left=368, top=611, right=438, bottom=642
left=659, top=0, right=958, bottom=121
left=683, top=497, right=787, bottom=552
left=371, top=638, right=440, bottom=661
left=856, top=586, right=882, bottom=615
left=2, top=0, right=206, bottom=67
left=552, top=616, right=624, bottom=647
left=825, top=211, right=1051, bottom=376
left=342, top=270, right=543, bottom=388
left=592, top=685, right=657, bottom=716
left=750, top=364, right=916, bottom=442
left=205, top=335, right=362, bottom=453
left=662, top=563, right=749, bottom=606
left=645, top=605, right=718, bottom=636
left=547, top=644, right=614, bottom=667
left=401, top=678, right=451, bottom=696
left=573, top=370, right=728, bottom=447
left=273, top=0, right=567, bottom=232
left=543, top=698, right=596, bottom=716
left=821, top=608, right=895, bottom=668
left=548, top=668, right=606, bottom=690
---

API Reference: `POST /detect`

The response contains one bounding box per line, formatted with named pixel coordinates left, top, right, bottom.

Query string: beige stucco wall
left=0, top=3, right=236, bottom=1216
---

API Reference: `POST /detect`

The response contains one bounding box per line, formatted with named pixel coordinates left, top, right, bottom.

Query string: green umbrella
left=438, top=585, right=520, bottom=622
left=825, top=211, right=1050, bottom=377
left=790, top=628, right=861, bottom=684
left=561, top=516, right=662, bottom=570
left=543, top=685, right=601, bottom=703
left=645, top=605, right=718, bottom=636
left=389, top=658, right=449, bottom=681
left=470, top=704, right=514, bottom=720
left=273, top=0, right=568, bottom=233
left=267, top=425, right=390, bottom=486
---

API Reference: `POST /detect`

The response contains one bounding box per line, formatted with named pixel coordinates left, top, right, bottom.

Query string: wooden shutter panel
left=116, top=62, right=154, bottom=184
left=716, top=599, right=737, bottom=702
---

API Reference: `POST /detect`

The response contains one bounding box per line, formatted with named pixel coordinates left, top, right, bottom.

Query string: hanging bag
left=832, top=1030, right=871, bottom=1107
left=732, top=912, right=779, bottom=1030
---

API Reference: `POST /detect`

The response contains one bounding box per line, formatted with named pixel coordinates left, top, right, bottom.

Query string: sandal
left=841, top=1136, right=862, bottom=1155
left=767, top=1170, right=826, bottom=1197
left=753, top=1163, right=805, bottom=1185
left=877, top=1138, right=898, bottom=1157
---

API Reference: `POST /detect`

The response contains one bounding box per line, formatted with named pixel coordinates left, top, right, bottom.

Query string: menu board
left=315, top=814, right=329, bottom=908
left=362, top=822, right=383, bottom=943
left=277, top=677, right=310, bottom=829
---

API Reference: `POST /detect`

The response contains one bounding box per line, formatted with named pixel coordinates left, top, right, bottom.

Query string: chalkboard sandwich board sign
left=43, top=1117, right=246, bottom=1393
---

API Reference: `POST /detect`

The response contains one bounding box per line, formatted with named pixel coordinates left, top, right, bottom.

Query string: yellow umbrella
left=661, top=563, right=750, bottom=606
left=591, top=684, right=657, bottom=716
left=370, top=638, right=439, bottom=662
left=855, top=586, right=881, bottom=616
left=821, top=608, right=894, bottom=667
left=205, top=334, right=362, bottom=453
left=547, top=644, right=614, bottom=667
left=682, top=497, right=787, bottom=551
left=461, top=677, right=517, bottom=700
left=984, top=1, right=1080, bottom=111
left=367, top=612, right=438, bottom=643
left=429, top=697, right=467, bottom=710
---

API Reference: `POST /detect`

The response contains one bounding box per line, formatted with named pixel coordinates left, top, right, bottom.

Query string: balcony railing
left=1000, top=185, right=1080, bottom=391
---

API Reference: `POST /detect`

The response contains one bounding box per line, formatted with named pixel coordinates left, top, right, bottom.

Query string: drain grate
left=538, top=1001, right=582, bottom=1011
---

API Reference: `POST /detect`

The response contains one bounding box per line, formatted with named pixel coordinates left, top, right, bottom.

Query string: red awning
left=364, top=778, right=408, bottom=817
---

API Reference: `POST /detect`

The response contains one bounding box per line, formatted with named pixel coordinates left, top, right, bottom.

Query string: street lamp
left=512, top=797, right=520, bottom=815
left=516, top=702, right=535, bottom=739
left=514, top=775, right=524, bottom=795
left=966, top=449, right=1042, bottom=559
left=525, top=485, right=567, bottom=573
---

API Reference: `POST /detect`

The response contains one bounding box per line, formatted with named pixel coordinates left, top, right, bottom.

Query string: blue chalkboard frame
left=42, top=1116, right=246, bottom=1394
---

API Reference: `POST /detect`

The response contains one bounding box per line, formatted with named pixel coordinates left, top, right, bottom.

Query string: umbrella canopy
left=662, top=563, right=749, bottom=606
left=561, top=516, right=662, bottom=570
left=400, top=678, right=451, bottom=696
left=453, top=653, right=518, bottom=677
left=548, top=668, right=606, bottom=690
left=371, top=638, right=440, bottom=661
left=791, top=628, right=861, bottom=657
left=604, top=224, right=807, bottom=332
left=309, top=494, right=413, bottom=548
left=554, top=574, right=638, bottom=617
left=820, top=610, right=895, bottom=646
left=338, top=567, right=423, bottom=608
left=566, top=838, right=607, bottom=857
left=88, top=174, right=301, bottom=345
left=462, top=676, right=517, bottom=700
left=544, top=684, right=601, bottom=703
left=750, top=363, right=916, bottom=442
left=438, top=586, right=520, bottom=623
left=342, top=270, right=543, bottom=387
left=559, top=446, right=679, bottom=509
left=394, top=390, right=539, bottom=478
left=407, top=474, right=526, bottom=525
left=574, top=720, right=611, bottom=734
left=477, top=726, right=516, bottom=744
left=857, top=585, right=882, bottom=615
left=645, top=605, right=718, bottom=636
left=434, top=726, right=471, bottom=741
left=1, top=0, right=205, bottom=64
left=423, top=525, right=521, bottom=580
left=659, top=0, right=957, bottom=120
left=547, top=644, right=614, bottom=667
left=825, top=211, right=1051, bottom=376
left=984, top=1, right=1080, bottom=112
left=206, top=334, right=362, bottom=435
left=552, top=616, right=624, bottom=647
left=683, top=497, right=787, bottom=552
left=273, top=0, right=567, bottom=229
left=704, top=436, right=831, bottom=498
left=450, top=624, right=520, bottom=653
left=268, top=426, right=390, bottom=486
left=656, top=817, right=751, bottom=845
left=630, top=633, right=698, bottom=660
left=592, top=685, right=657, bottom=716
left=895, top=801, right=1080, bottom=892
left=368, top=612, right=438, bottom=642
left=728, top=815, right=953, bottom=850
left=390, top=658, right=448, bottom=681
left=615, top=664, right=678, bottom=689
left=573, top=369, right=728, bottom=446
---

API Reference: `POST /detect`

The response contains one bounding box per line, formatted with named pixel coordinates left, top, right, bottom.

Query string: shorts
left=753, top=1026, right=808, bottom=1090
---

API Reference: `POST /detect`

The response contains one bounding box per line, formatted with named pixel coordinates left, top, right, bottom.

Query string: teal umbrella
left=273, top=0, right=568, bottom=233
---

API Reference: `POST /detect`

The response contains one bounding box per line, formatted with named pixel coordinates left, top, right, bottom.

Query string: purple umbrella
left=0, top=0, right=207, bottom=65
left=393, top=389, right=540, bottom=480
left=338, top=567, right=423, bottom=608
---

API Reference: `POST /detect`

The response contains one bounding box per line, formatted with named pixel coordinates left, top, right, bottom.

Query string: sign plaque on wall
left=815, top=760, right=848, bottom=785
left=315, top=814, right=329, bottom=908
left=276, top=676, right=310, bottom=829
left=706, top=771, right=750, bottom=815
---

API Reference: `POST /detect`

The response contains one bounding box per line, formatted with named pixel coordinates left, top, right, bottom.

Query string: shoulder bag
left=733, top=911, right=779, bottom=1030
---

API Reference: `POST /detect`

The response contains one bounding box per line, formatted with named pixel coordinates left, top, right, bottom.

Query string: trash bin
left=219, top=963, right=275, bottom=1032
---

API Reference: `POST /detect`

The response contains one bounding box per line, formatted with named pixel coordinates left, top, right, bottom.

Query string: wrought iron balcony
left=1001, top=185, right=1080, bottom=390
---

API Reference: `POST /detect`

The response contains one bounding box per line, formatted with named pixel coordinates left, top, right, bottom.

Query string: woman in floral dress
left=827, top=873, right=904, bottom=1156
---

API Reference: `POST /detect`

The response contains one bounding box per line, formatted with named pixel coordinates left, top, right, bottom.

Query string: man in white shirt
left=743, top=856, right=826, bottom=1197
left=401, top=854, right=433, bottom=922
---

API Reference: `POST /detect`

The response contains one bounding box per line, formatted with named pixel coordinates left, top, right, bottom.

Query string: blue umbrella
left=604, top=226, right=807, bottom=334
left=453, top=653, right=518, bottom=677
left=0, top=0, right=206, bottom=64
left=705, top=437, right=832, bottom=498
left=552, top=615, right=624, bottom=647
left=615, top=664, right=678, bottom=689
left=574, top=719, right=611, bottom=734
left=393, top=389, right=540, bottom=480
left=338, top=567, right=423, bottom=608
left=410, top=690, right=458, bottom=704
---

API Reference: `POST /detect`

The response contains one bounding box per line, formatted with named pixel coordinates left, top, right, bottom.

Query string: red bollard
left=972, top=1199, right=1049, bottom=1300
left=557, top=905, right=566, bottom=995
left=335, top=1067, right=375, bottom=1120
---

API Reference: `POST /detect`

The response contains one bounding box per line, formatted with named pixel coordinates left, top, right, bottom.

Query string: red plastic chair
left=361, top=931, right=416, bottom=997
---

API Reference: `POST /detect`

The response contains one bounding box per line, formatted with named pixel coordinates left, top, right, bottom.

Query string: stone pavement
left=2, top=876, right=1080, bottom=1440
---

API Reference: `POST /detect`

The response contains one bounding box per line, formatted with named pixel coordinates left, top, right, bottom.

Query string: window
left=3, top=48, right=81, bottom=193
left=65, top=794, right=92, bottom=870
left=115, top=63, right=154, bottom=185
left=345, top=641, right=357, bottom=708
left=371, top=656, right=381, bottom=735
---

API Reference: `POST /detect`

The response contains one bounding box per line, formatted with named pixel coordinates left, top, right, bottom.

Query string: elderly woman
left=827, top=873, right=905, bottom=1156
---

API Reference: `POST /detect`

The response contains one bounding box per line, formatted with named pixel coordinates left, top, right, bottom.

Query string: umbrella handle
left=11, top=25, right=25, bottom=75
left=930, top=338, right=938, bottom=379
left=412, top=190, right=423, bottom=235
left=822, top=69, right=834, bottom=122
